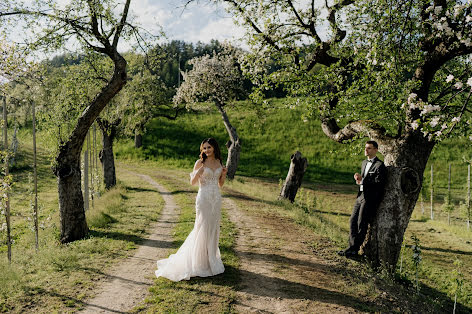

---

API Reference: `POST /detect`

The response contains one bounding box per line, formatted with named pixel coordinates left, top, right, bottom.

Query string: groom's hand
left=354, top=173, right=362, bottom=184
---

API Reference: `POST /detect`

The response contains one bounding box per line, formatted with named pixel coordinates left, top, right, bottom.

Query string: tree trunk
left=97, top=118, right=120, bottom=190
left=216, top=103, right=240, bottom=179
left=279, top=151, right=308, bottom=202
left=362, top=135, right=435, bottom=271
left=134, top=127, right=143, bottom=148
left=53, top=55, right=127, bottom=243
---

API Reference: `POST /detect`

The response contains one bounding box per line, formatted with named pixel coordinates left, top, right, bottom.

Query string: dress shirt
left=360, top=157, right=375, bottom=192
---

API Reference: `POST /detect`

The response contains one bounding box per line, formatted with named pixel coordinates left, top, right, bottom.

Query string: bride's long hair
left=200, top=138, right=223, bottom=165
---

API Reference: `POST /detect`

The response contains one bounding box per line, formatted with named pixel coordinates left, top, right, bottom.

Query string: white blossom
left=466, top=15, right=472, bottom=23
left=452, top=116, right=461, bottom=123
left=467, top=77, right=472, bottom=88
left=420, top=104, right=441, bottom=116
left=426, top=5, right=434, bottom=13
left=435, top=130, right=442, bottom=137
left=430, top=116, right=440, bottom=127
left=441, top=123, right=448, bottom=130
left=434, top=6, right=443, bottom=15
left=411, top=121, right=419, bottom=130
left=454, top=5, right=465, bottom=17
left=446, top=74, right=454, bottom=82
left=455, top=81, right=464, bottom=89
left=462, top=38, right=472, bottom=47
left=407, top=93, right=417, bottom=104
left=469, top=135, right=472, bottom=141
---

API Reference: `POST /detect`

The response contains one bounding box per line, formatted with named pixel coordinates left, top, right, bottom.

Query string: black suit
left=348, top=156, right=387, bottom=252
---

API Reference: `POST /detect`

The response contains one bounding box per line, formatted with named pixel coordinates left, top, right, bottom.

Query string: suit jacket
left=358, top=157, right=387, bottom=202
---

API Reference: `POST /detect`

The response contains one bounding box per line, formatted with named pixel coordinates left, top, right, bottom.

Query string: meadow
left=0, top=99, right=471, bottom=312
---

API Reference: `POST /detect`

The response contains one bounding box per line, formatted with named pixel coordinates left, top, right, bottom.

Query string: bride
left=155, top=138, right=228, bottom=281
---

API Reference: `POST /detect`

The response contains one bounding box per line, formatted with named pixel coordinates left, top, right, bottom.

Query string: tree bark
left=134, top=127, right=143, bottom=148
left=361, top=134, right=435, bottom=271
left=216, top=103, right=240, bottom=180
left=279, top=151, right=308, bottom=202
left=97, top=118, right=120, bottom=190
left=53, top=55, right=127, bottom=243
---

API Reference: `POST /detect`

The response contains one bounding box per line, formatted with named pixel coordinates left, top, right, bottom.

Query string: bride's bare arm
left=190, top=160, right=204, bottom=185
left=218, top=167, right=228, bottom=187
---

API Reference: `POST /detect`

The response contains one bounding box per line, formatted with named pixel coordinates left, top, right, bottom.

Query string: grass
left=0, top=133, right=165, bottom=313
left=112, top=100, right=472, bottom=312
left=223, top=176, right=472, bottom=312
left=2, top=96, right=472, bottom=312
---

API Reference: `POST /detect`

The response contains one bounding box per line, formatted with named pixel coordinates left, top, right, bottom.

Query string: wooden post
left=448, top=164, right=451, bottom=199
left=84, top=131, right=89, bottom=211
left=3, top=95, right=12, bottom=263
left=32, top=100, right=39, bottom=250
left=279, top=151, right=308, bottom=202
left=420, top=190, right=424, bottom=215
left=430, top=164, right=434, bottom=220
left=89, top=126, right=94, bottom=208
left=94, top=123, right=99, bottom=192
left=467, top=164, right=471, bottom=230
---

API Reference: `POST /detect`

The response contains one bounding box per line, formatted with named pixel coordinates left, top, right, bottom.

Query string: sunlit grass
left=0, top=140, right=164, bottom=313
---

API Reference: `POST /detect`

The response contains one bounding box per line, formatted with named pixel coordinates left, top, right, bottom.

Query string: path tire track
left=80, top=173, right=179, bottom=313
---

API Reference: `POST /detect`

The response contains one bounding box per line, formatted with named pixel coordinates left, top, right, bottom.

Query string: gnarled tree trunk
left=361, top=135, right=435, bottom=271
left=97, top=118, right=120, bottom=190
left=216, top=103, right=240, bottom=180
left=54, top=55, right=127, bottom=243
left=279, top=151, right=308, bottom=202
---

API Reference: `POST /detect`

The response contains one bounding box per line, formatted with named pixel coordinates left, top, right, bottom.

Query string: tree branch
left=112, top=0, right=131, bottom=49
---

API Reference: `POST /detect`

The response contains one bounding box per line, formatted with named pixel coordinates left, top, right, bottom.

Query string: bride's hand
left=221, top=167, right=228, bottom=176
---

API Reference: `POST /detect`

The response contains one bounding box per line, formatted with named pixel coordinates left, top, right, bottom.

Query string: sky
left=129, top=0, right=247, bottom=45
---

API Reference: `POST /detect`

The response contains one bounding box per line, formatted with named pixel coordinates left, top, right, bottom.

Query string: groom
left=339, top=140, right=387, bottom=258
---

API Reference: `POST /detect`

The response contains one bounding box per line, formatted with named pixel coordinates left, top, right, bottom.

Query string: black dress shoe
left=338, top=248, right=358, bottom=257
left=345, top=250, right=359, bottom=258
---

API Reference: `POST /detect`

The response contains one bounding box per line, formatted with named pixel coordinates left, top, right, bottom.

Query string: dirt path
left=223, top=196, right=367, bottom=313
left=80, top=173, right=179, bottom=313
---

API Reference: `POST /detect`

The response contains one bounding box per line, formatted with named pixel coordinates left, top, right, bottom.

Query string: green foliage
left=230, top=0, right=472, bottom=144
left=449, top=259, right=464, bottom=300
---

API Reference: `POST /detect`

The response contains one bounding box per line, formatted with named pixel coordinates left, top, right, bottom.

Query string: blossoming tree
left=214, top=0, right=472, bottom=270
left=174, top=48, right=245, bottom=179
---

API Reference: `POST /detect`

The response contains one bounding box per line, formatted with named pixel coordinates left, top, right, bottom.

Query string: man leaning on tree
left=339, top=140, right=387, bottom=258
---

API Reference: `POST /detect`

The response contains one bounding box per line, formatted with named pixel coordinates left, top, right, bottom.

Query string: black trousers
left=348, top=192, right=377, bottom=252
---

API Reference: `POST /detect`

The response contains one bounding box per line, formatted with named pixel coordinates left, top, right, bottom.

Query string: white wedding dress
left=155, top=165, right=225, bottom=281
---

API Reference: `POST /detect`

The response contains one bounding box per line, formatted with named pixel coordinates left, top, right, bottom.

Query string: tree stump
left=279, top=151, right=308, bottom=202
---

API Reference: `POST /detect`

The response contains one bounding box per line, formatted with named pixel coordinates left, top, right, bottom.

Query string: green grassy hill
left=115, top=99, right=472, bottom=202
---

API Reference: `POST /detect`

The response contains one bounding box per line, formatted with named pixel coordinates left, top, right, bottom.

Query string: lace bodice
left=196, top=166, right=222, bottom=188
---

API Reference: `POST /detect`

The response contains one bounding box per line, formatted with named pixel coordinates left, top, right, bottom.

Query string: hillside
left=116, top=99, right=472, bottom=202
